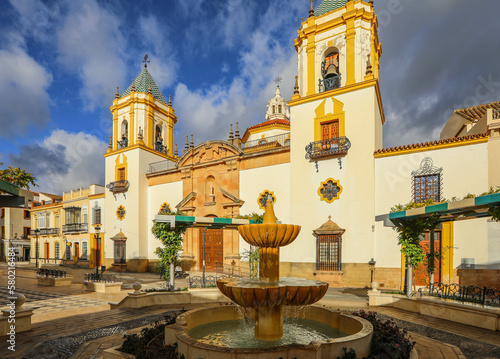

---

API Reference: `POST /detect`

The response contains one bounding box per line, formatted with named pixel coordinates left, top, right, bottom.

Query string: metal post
left=35, top=229, right=39, bottom=269
left=202, top=228, right=207, bottom=288
left=95, top=225, right=101, bottom=275
left=407, top=257, right=413, bottom=298
left=429, top=229, right=435, bottom=286
left=170, top=262, right=175, bottom=292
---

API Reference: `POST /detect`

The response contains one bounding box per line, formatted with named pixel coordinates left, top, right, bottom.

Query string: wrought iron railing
left=147, top=160, right=178, bottom=173
left=242, top=132, right=290, bottom=149
left=106, top=180, right=130, bottom=194
left=215, top=262, right=251, bottom=278
left=38, top=228, right=60, bottom=236
left=319, top=74, right=341, bottom=93
left=155, top=142, right=168, bottom=154
left=84, top=273, right=117, bottom=283
left=117, top=138, right=128, bottom=149
left=37, top=268, right=67, bottom=278
left=62, top=223, right=88, bottom=233
left=305, top=136, right=351, bottom=160
left=418, top=282, right=500, bottom=307
left=188, top=274, right=230, bottom=288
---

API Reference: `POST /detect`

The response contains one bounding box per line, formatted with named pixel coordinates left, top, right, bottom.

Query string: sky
left=0, top=0, right=499, bottom=194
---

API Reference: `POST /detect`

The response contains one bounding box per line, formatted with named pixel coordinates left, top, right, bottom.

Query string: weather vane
left=143, top=54, right=150, bottom=68
left=275, top=76, right=282, bottom=87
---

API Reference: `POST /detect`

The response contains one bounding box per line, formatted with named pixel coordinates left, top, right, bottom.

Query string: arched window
left=119, top=120, right=129, bottom=149
left=272, top=105, right=276, bottom=114
left=155, top=125, right=162, bottom=144
left=121, top=120, right=128, bottom=139
left=92, top=202, right=102, bottom=225
left=278, top=105, right=282, bottom=113
left=320, top=49, right=341, bottom=92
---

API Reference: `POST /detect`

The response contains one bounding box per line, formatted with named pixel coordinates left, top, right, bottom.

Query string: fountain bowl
left=238, top=223, right=301, bottom=247
left=166, top=305, right=373, bottom=359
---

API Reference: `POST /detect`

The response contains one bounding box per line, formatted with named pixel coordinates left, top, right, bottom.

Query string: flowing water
left=189, top=317, right=348, bottom=348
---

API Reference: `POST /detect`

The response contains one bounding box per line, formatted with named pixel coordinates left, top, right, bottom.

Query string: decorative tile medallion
left=116, top=205, right=126, bottom=221
left=318, top=178, right=343, bottom=203
left=257, top=190, right=276, bottom=210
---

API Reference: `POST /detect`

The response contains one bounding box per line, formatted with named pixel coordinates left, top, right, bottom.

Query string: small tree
left=0, top=163, right=38, bottom=190
left=152, top=211, right=189, bottom=282
left=393, top=214, right=439, bottom=294
left=237, top=212, right=264, bottom=278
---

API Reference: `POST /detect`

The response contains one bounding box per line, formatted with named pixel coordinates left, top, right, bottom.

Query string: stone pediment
left=176, top=192, right=197, bottom=211
left=177, top=141, right=243, bottom=167
left=220, top=188, right=244, bottom=208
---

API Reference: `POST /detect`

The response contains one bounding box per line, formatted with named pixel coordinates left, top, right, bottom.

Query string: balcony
left=305, top=136, right=351, bottom=160
left=62, top=223, right=88, bottom=233
left=242, top=132, right=290, bottom=149
left=38, top=228, right=60, bottom=236
left=106, top=180, right=130, bottom=194
left=155, top=142, right=168, bottom=154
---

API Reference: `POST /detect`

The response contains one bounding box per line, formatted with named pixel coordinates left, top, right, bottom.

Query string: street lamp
left=94, top=224, right=101, bottom=275
left=368, top=258, right=376, bottom=285
left=33, top=229, right=40, bottom=269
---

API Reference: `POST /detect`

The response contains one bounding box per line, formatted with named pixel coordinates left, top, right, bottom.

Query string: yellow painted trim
left=400, top=252, right=406, bottom=291
left=129, top=103, right=135, bottom=146
left=242, top=124, right=291, bottom=143
left=289, top=79, right=384, bottom=124
left=104, top=143, right=176, bottom=161
left=257, top=190, right=276, bottom=210
left=115, top=153, right=128, bottom=182
left=441, top=222, right=454, bottom=283
left=306, top=36, right=316, bottom=96
left=345, top=7, right=356, bottom=86
left=314, top=97, right=346, bottom=142
left=167, top=118, right=174, bottom=157
left=317, top=178, right=343, bottom=203
left=88, top=193, right=105, bottom=199
left=147, top=106, right=154, bottom=148
left=374, top=137, right=488, bottom=158
left=116, top=205, right=126, bottom=221
left=113, top=113, right=118, bottom=150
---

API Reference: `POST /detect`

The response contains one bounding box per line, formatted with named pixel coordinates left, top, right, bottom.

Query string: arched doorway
left=199, top=216, right=223, bottom=271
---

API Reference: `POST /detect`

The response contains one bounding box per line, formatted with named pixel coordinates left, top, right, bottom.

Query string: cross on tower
left=274, top=76, right=282, bottom=87
left=143, top=54, right=150, bottom=68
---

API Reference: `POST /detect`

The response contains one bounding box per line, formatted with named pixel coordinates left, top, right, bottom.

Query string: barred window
left=316, top=234, right=342, bottom=271
left=82, top=242, right=88, bottom=259
left=55, top=242, right=60, bottom=259
left=414, top=174, right=440, bottom=203
left=92, top=204, right=102, bottom=225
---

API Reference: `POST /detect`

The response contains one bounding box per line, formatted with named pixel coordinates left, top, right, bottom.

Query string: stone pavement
left=1, top=264, right=498, bottom=358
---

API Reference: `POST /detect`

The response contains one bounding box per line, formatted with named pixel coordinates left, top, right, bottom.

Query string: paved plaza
left=0, top=264, right=498, bottom=358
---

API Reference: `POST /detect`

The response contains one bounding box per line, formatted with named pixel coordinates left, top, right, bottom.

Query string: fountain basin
left=166, top=305, right=373, bottom=359
left=238, top=223, right=301, bottom=247
left=217, top=277, right=329, bottom=307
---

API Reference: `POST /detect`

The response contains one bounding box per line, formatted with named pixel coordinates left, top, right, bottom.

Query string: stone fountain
left=167, top=200, right=373, bottom=358
left=217, top=199, right=328, bottom=340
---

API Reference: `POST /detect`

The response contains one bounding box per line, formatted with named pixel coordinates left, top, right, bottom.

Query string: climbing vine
left=152, top=210, right=189, bottom=281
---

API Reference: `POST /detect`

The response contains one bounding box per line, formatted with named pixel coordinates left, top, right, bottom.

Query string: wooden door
left=199, top=228, right=224, bottom=271
left=415, top=231, right=441, bottom=286
left=321, top=120, right=339, bottom=140
left=75, top=243, right=80, bottom=259
left=45, top=242, right=50, bottom=259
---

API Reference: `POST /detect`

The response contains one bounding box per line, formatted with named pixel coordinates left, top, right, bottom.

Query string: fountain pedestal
left=217, top=199, right=329, bottom=341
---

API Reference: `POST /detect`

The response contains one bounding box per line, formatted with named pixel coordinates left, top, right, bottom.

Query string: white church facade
left=99, top=0, right=500, bottom=290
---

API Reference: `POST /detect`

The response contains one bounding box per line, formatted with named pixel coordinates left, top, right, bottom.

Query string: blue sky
left=1, top=0, right=500, bottom=194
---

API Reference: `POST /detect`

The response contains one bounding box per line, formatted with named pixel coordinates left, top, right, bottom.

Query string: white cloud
left=136, top=15, right=178, bottom=90
left=56, top=0, right=128, bottom=110
left=0, top=46, right=52, bottom=138
left=7, top=130, right=108, bottom=194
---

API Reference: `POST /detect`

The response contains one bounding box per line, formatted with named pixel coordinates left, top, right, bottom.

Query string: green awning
left=154, top=215, right=255, bottom=229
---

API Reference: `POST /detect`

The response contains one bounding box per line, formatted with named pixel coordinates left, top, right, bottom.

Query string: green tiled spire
left=122, top=67, right=168, bottom=105
left=315, top=0, right=349, bottom=16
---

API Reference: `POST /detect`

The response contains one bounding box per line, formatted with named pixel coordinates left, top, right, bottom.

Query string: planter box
left=0, top=308, right=34, bottom=336
left=369, top=293, right=500, bottom=331
left=37, top=276, right=73, bottom=287
left=84, top=281, right=123, bottom=293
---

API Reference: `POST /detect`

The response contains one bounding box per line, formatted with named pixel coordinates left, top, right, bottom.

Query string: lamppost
left=33, top=228, right=40, bottom=269
left=368, top=258, right=376, bottom=285
left=94, top=224, right=101, bottom=275
left=202, top=228, right=207, bottom=288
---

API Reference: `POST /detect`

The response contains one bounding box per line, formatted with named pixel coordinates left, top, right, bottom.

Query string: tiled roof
left=39, top=192, right=62, bottom=200
left=454, top=101, right=500, bottom=122
left=374, top=133, right=488, bottom=155
left=122, top=67, right=168, bottom=105
left=315, top=0, right=349, bottom=16
left=246, top=119, right=290, bottom=132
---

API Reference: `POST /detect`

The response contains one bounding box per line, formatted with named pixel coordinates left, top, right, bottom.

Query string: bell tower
left=287, top=0, right=384, bottom=280
left=103, top=57, right=178, bottom=272
left=294, top=0, right=381, bottom=97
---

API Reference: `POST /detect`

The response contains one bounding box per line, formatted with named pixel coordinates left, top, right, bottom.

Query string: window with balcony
left=63, top=207, right=87, bottom=233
